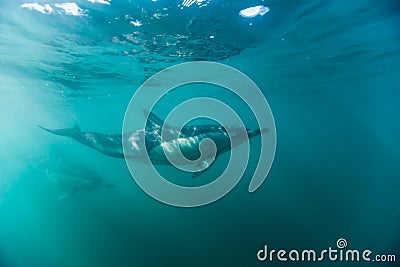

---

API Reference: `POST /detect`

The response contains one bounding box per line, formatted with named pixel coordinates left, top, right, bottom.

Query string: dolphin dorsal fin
left=142, top=110, right=171, bottom=130
left=73, top=124, right=81, bottom=132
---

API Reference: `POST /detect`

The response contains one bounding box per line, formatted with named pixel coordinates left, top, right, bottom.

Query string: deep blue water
left=0, top=0, right=399, bottom=266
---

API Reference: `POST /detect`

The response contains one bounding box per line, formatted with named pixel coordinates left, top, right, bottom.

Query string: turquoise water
left=1, top=0, right=399, bottom=266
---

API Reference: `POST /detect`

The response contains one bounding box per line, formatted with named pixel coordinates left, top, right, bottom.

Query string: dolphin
left=32, top=154, right=114, bottom=200
left=40, top=111, right=268, bottom=175
left=46, top=160, right=114, bottom=200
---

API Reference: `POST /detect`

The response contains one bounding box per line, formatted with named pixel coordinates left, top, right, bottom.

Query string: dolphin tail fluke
left=39, top=125, right=81, bottom=138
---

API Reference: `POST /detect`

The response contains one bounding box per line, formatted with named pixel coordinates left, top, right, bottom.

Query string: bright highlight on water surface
left=239, top=5, right=269, bottom=18
left=20, top=3, right=53, bottom=14
left=54, top=3, right=86, bottom=16
left=20, top=2, right=87, bottom=16
left=180, top=0, right=210, bottom=9
left=88, top=0, right=111, bottom=5
left=130, top=20, right=142, bottom=27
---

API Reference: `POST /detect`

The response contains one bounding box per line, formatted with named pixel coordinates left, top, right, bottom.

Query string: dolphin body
left=32, top=154, right=114, bottom=200
left=40, top=111, right=268, bottom=174
left=46, top=160, right=114, bottom=200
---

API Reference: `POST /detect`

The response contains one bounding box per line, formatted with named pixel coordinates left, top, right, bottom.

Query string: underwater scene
left=0, top=0, right=399, bottom=266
